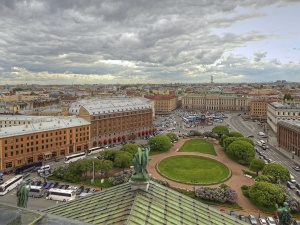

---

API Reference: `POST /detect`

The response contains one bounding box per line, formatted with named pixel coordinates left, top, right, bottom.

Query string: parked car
left=32, top=180, right=42, bottom=186
left=249, top=214, right=258, bottom=225
left=296, top=190, right=300, bottom=196
left=44, top=182, right=54, bottom=189
left=76, top=186, right=84, bottom=195
left=239, top=214, right=246, bottom=222
left=57, top=184, right=64, bottom=189
left=259, top=218, right=267, bottom=225
left=294, top=220, right=300, bottom=225
left=61, top=185, right=69, bottom=190
left=266, top=216, right=276, bottom=225
left=82, top=188, right=90, bottom=193
left=293, top=166, right=300, bottom=171
left=296, top=183, right=300, bottom=189
left=229, top=210, right=237, bottom=218
left=42, top=181, right=48, bottom=187
left=49, top=182, right=59, bottom=189
left=247, top=135, right=254, bottom=138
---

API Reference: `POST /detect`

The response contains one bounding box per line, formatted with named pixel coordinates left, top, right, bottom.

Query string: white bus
left=0, top=175, right=23, bottom=195
left=46, top=188, right=76, bottom=202
left=27, top=185, right=44, bottom=198
left=64, top=152, right=86, bottom=164
left=87, top=146, right=104, bottom=156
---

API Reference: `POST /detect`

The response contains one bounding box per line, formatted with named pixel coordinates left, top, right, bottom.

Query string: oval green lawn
left=178, top=139, right=216, bottom=155
left=157, top=155, right=230, bottom=185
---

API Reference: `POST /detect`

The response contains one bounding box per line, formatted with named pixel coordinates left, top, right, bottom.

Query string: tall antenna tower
left=211, top=75, right=214, bottom=84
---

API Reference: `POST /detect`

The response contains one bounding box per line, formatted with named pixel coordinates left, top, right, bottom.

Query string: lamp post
left=100, top=172, right=104, bottom=190
left=292, top=151, right=295, bottom=160
left=191, top=180, right=197, bottom=197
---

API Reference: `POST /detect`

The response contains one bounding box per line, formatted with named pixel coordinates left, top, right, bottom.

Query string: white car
left=266, top=217, right=276, bottom=225
left=259, top=218, right=267, bottom=225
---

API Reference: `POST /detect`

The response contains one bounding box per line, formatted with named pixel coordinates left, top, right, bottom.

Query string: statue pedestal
left=130, top=179, right=150, bottom=192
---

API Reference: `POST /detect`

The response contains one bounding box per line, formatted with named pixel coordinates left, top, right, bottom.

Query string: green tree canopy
left=249, top=181, right=284, bottom=206
left=113, top=151, right=133, bottom=169
left=255, top=175, right=272, bottom=183
left=283, top=94, right=293, bottom=100
left=212, top=125, right=229, bottom=137
left=120, top=144, right=138, bottom=155
left=262, top=163, right=290, bottom=184
left=166, top=133, right=178, bottom=142
left=148, top=134, right=173, bottom=152
left=237, top=137, right=254, bottom=146
left=226, top=140, right=255, bottom=165
left=249, top=158, right=265, bottom=175
left=228, top=131, right=244, bottom=137
left=219, top=134, right=228, bottom=147
left=223, top=137, right=238, bottom=149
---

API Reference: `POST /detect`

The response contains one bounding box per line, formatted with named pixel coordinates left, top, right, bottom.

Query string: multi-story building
left=0, top=116, right=90, bottom=171
left=267, top=102, right=300, bottom=132
left=277, top=120, right=300, bottom=158
left=250, top=99, right=276, bottom=119
left=182, top=88, right=249, bottom=111
left=144, top=95, right=178, bottom=114
left=69, top=97, right=155, bottom=146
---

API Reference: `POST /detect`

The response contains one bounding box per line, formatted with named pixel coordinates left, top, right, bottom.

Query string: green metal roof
left=43, top=181, right=247, bottom=225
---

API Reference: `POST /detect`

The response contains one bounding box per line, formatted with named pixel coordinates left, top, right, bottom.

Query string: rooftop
left=43, top=181, right=246, bottom=225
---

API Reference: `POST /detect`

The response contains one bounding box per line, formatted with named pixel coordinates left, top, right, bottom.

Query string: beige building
left=250, top=99, right=276, bottom=118
left=267, top=102, right=300, bottom=132
left=277, top=120, right=300, bottom=159
left=144, top=95, right=178, bottom=114
left=182, top=88, right=249, bottom=111
left=0, top=116, right=90, bottom=171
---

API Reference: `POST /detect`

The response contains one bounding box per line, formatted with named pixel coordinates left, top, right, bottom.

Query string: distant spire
left=211, top=75, right=214, bottom=85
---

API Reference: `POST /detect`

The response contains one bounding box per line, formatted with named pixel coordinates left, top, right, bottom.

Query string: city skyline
left=0, top=0, right=300, bottom=85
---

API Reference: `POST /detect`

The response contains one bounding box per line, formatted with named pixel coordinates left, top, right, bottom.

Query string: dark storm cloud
left=0, top=0, right=299, bottom=84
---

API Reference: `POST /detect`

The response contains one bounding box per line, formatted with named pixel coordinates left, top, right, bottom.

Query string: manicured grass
left=178, top=139, right=217, bottom=155
left=149, top=150, right=166, bottom=156
left=157, top=155, right=230, bottom=185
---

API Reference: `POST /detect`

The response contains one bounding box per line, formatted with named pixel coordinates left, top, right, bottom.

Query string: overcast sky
left=0, top=0, right=300, bottom=85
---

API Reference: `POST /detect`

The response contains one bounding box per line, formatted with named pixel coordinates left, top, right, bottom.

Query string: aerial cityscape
left=1, top=1, right=300, bottom=225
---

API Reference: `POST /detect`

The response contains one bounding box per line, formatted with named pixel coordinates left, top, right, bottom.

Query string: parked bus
left=64, top=152, right=86, bottom=164
left=0, top=175, right=23, bottom=195
left=14, top=161, right=43, bottom=174
left=27, top=185, right=44, bottom=198
left=87, top=146, right=104, bottom=156
left=46, top=188, right=76, bottom=202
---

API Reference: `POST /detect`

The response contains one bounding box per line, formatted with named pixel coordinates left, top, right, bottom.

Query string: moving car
left=293, top=166, right=300, bottom=171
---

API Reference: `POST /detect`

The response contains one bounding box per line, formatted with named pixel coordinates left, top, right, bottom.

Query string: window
left=5, top=161, right=12, bottom=168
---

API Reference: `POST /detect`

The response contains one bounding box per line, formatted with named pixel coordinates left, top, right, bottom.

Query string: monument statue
left=275, top=202, right=292, bottom=225
left=131, top=145, right=150, bottom=181
left=17, top=181, right=30, bottom=208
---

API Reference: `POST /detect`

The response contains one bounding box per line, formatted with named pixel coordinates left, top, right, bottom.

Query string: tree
left=166, top=133, right=178, bottom=142
left=97, top=159, right=113, bottom=176
left=283, top=94, right=293, bottom=100
left=113, top=151, right=133, bottom=169
left=219, top=134, right=228, bottom=147
left=255, top=175, right=272, bottom=183
left=237, top=137, right=254, bottom=146
left=212, top=125, right=229, bottom=137
left=223, top=137, right=238, bottom=149
left=248, top=182, right=284, bottom=206
left=262, top=163, right=290, bottom=183
left=249, top=158, right=265, bottom=175
left=148, top=134, right=172, bottom=152
left=226, top=140, right=255, bottom=165
left=120, top=144, right=138, bottom=155
left=228, top=131, right=244, bottom=137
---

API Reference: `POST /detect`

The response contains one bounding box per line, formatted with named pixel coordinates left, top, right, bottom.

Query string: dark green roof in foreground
left=43, top=181, right=246, bottom=225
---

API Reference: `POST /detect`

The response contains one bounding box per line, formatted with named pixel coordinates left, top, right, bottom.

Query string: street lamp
left=292, top=151, right=295, bottom=159
left=191, top=180, right=197, bottom=197
left=100, top=172, right=104, bottom=190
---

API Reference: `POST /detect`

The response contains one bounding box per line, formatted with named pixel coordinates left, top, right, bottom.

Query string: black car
left=82, top=188, right=90, bottom=193
left=296, top=190, right=300, bottom=196
left=296, top=183, right=300, bottom=189
left=229, top=210, right=237, bottom=218
left=57, top=184, right=64, bottom=189
left=76, top=186, right=84, bottom=195
left=61, top=185, right=69, bottom=190
left=32, top=180, right=42, bottom=186
left=247, top=135, right=254, bottom=138
left=42, top=181, right=48, bottom=187
left=50, top=182, right=59, bottom=189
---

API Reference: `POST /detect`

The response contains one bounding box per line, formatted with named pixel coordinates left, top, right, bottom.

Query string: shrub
left=109, top=170, right=133, bottom=186
left=151, top=177, right=170, bottom=187
left=195, top=184, right=237, bottom=203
